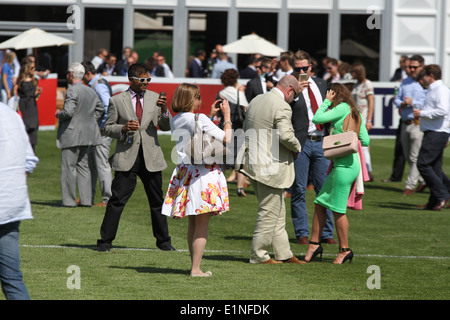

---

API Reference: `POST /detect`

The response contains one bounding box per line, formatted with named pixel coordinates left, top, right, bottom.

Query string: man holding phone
left=289, top=50, right=337, bottom=246
left=96, top=63, right=175, bottom=252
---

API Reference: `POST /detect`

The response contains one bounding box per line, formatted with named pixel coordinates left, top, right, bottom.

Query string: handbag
left=231, top=90, right=246, bottom=129
left=185, top=113, right=231, bottom=164
left=322, top=113, right=360, bottom=160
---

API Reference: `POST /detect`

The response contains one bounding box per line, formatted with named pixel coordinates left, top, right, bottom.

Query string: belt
left=402, top=120, right=413, bottom=125
left=307, top=135, right=324, bottom=142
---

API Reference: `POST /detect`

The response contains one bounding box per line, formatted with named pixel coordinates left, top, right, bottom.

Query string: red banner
left=36, top=74, right=58, bottom=128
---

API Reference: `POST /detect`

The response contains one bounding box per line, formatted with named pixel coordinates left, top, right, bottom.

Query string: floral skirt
left=162, top=163, right=230, bottom=219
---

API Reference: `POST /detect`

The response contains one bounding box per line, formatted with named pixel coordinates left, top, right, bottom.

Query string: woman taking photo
left=304, top=83, right=370, bottom=264
left=162, top=83, right=232, bottom=277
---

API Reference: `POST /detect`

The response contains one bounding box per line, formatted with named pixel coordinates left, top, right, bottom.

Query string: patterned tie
left=135, top=94, right=143, bottom=124
left=308, top=85, right=323, bottom=131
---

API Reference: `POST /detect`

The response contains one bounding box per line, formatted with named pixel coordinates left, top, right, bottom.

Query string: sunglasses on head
left=132, top=76, right=151, bottom=83
left=294, top=66, right=309, bottom=73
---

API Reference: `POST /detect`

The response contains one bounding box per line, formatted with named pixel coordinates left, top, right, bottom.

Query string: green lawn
left=10, top=131, right=450, bottom=301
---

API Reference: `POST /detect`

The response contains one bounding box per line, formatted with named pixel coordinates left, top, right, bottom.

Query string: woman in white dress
left=162, top=83, right=232, bottom=277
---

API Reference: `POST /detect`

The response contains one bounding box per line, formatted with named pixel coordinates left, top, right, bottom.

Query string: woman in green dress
left=304, top=83, right=370, bottom=264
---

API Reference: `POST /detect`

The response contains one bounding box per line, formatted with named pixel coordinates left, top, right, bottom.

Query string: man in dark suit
left=188, top=49, right=207, bottom=78
left=245, top=57, right=275, bottom=103
left=96, top=63, right=175, bottom=252
left=289, top=50, right=336, bottom=245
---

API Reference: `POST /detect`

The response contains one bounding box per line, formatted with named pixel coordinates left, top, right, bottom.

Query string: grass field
left=7, top=130, right=450, bottom=302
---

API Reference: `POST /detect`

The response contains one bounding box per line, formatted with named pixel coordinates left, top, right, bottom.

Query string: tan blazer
left=237, top=89, right=300, bottom=189
left=104, top=89, right=171, bottom=172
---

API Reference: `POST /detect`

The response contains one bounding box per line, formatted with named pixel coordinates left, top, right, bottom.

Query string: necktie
left=308, top=85, right=323, bottom=131
left=135, top=94, right=143, bottom=124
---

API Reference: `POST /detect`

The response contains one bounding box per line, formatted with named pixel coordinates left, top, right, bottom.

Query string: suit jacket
left=104, top=89, right=171, bottom=172
left=237, top=89, right=301, bottom=189
left=290, top=77, right=328, bottom=149
left=188, top=59, right=207, bottom=78
left=240, top=66, right=258, bottom=79
left=245, top=76, right=264, bottom=103
left=56, top=81, right=104, bottom=149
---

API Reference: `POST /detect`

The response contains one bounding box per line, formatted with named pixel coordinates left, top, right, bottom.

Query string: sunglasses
left=132, top=76, right=152, bottom=83
left=294, top=66, right=309, bottom=73
left=409, top=66, right=420, bottom=70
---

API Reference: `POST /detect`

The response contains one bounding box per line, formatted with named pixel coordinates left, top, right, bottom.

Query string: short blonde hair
left=171, top=83, right=200, bottom=113
left=5, top=51, right=16, bottom=64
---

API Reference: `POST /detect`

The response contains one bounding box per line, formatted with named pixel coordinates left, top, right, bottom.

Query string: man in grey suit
left=56, top=63, right=104, bottom=207
left=96, top=63, right=175, bottom=252
left=238, top=75, right=307, bottom=264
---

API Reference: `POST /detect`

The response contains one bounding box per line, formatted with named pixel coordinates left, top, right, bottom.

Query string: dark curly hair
left=220, top=68, right=240, bottom=87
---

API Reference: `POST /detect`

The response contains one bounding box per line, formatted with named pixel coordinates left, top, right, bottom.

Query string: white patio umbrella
left=0, top=27, right=76, bottom=50
left=223, top=34, right=285, bottom=57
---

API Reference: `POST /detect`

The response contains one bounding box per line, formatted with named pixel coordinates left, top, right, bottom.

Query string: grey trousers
left=61, top=146, right=91, bottom=206
left=88, top=135, right=113, bottom=204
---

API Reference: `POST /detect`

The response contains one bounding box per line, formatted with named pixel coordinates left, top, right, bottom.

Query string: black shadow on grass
left=110, top=265, right=188, bottom=275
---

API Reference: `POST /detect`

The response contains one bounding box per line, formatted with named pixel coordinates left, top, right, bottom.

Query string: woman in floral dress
left=162, top=83, right=232, bottom=277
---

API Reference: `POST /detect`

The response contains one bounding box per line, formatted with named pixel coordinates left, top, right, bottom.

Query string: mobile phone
left=159, top=92, right=166, bottom=98
left=300, top=73, right=308, bottom=82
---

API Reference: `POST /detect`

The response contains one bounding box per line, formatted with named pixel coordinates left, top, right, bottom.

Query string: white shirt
left=170, top=112, right=225, bottom=164
left=419, top=80, right=450, bottom=133
left=0, top=102, right=39, bottom=225
left=298, top=78, right=324, bottom=136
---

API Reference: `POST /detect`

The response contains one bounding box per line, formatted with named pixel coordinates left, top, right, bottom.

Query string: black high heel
left=237, top=188, right=247, bottom=197
left=305, top=241, right=323, bottom=262
left=336, top=248, right=353, bottom=264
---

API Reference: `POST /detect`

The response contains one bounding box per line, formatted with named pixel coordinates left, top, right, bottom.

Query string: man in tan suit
left=238, top=75, right=306, bottom=264
left=97, top=63, right=174, bottom=252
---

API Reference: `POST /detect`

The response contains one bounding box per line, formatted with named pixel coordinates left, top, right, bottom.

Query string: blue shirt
left=88, top=74, right=111, bottom=128
left=211, top=60, right=238, bottom=79
left=1, top=62, right=14, bottom=91
left=393, top=76, right=428, bottom=121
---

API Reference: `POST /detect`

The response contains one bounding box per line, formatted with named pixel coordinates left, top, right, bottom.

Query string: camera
left=215, top=99, right=223, bottom=109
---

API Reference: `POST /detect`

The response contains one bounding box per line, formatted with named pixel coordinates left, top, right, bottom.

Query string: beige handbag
left=323, top=113, right=360, bottom=160
left=185, top=113, right=231, bottom=164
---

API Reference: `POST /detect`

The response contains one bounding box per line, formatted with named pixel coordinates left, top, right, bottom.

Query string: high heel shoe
left=237, top=188, right=247, bottom=197
left=304, top=241, right=323, bottom=262
left=334, top=248, right=353, bottom=264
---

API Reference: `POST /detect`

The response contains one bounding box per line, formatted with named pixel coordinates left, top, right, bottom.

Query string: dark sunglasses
left=294, top=66, right=309, bottom=73
left=132, top=76, right=152, bottom=83
left=409, top=66, right=420, bottom=70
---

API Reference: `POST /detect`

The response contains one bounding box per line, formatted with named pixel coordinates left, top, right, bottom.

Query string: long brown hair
left=328, top=83, right=361, bottom=128
left=18, top=62, right=38, bottom=87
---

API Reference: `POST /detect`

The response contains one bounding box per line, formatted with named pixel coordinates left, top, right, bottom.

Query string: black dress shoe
left=97, top=240, right=112, bottom=252
left=158, top=244, right=176, bottom=251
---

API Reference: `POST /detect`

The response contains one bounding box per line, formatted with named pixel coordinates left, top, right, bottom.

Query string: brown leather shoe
left=433, top=199, right=449, bottom=211
left=321, top=238, right=338, bottom=244
left=415, top=183, right=427, bottom=193
left=94, top=202, right=107, bottom=207
left=261, top=259, right=283, bottom=264
left=283, top=256, right=307, bottom=264
left=298, top=236, right=309, bottom=245
left=402, top=189, right=414, bottom=195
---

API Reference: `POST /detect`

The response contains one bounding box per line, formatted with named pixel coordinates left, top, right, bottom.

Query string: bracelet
left=224, top=121, right=232, bottom=126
